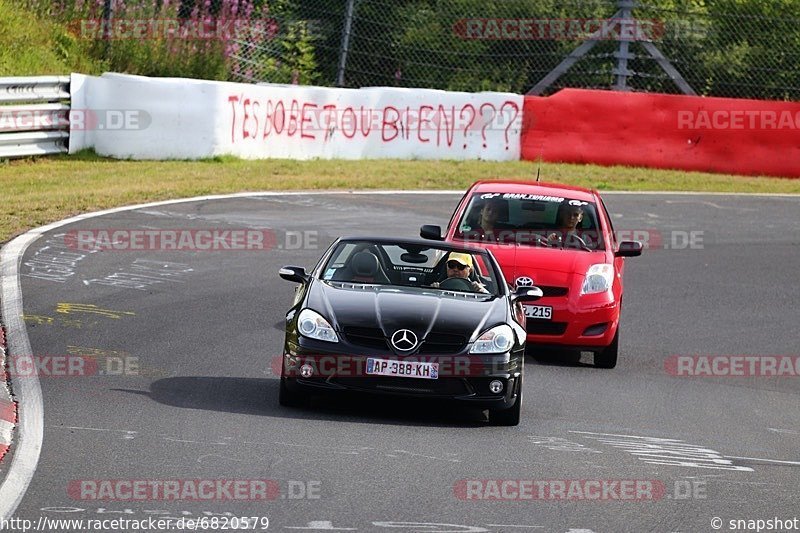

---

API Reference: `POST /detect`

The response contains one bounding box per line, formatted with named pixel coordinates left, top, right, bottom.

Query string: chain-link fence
left=20, top=0, right=800, bottom=100
left=229, top=0, right=800, bottom=101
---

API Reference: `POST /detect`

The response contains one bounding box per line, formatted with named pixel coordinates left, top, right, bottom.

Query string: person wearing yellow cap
left=430, top=252, right=489, bottom=293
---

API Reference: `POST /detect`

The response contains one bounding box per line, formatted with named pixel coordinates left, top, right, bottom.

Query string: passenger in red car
left=478, top=198, right=504, bottom=234
left=464, top=198, right=510, bottom=242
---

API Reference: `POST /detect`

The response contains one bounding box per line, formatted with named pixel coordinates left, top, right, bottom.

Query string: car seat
left=332, top=251, right=391, bottom=284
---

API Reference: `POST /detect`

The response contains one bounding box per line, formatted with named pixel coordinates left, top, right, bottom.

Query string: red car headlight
left=581, top=264, right=614, bottom=295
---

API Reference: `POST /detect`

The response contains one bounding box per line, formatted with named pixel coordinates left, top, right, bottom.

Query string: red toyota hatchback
left=420, top=180, right=642, bottom=368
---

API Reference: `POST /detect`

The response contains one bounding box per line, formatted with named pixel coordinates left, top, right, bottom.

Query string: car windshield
left=454, top=192, right=606, bottom=251
left=320, top=241, right=502, bottom=295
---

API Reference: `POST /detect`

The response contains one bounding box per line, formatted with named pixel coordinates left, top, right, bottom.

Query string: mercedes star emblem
left=390, top=329, right=418, bottom=352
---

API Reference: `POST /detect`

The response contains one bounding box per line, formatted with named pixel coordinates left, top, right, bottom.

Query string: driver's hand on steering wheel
left=470, top=280, right=489, bottom=294
left=430, top=279, right=488, bottom=293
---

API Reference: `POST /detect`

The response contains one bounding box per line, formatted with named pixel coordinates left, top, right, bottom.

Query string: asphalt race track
left=2, top=191, right=799, bottom=533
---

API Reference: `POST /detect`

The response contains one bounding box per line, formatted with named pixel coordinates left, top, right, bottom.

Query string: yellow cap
left=448, top=252, right=473, bottom=267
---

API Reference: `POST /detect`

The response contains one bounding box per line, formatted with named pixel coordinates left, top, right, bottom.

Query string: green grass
left=0, top=0, right=104, bottom=76
left=1, top=151, right=798, bottom=244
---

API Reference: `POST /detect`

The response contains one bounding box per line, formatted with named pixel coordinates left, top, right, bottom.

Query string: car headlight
left=297, top=309, right=338, bottom=343
left=581, top=263, right=614, bottom=295
left=470, top=324, right=515, bottom=354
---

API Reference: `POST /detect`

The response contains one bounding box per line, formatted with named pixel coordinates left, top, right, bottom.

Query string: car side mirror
left=615, top=241, right=643, bottom=257
left=279, top=266, right=309, bottom=283
left=513, top=285, right=543, bottom=303
left=420, top=224, right=443, bottom=241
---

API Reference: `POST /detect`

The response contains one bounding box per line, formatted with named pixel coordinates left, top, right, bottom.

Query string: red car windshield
left=454, top=193, right=606, bottom=251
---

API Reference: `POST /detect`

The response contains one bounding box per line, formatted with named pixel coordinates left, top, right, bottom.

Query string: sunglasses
left=447, top=260, right=469, bottom=270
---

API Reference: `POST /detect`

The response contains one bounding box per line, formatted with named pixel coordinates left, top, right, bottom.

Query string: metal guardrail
left=0, top=76, right=70, bottom=158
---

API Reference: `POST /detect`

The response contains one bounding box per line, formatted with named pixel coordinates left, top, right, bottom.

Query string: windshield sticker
left=569, top=200, right=589, bottom=206
left=481, top=192, right=566, bottom=202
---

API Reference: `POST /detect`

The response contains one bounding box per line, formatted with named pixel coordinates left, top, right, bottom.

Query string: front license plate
left=366, top=358, right=439, bottom=379
left=524, top=305, right=553, bottom=320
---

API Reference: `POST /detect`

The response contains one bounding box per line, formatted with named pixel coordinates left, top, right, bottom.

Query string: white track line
left=0, top=188, right=796, bottom=520
left=600, top=191, right=800, bottom=197
left=723, top=456, right=800, bottom=466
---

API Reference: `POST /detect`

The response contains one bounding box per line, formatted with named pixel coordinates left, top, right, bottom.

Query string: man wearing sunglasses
left=429, top=252, right=489, bottom=293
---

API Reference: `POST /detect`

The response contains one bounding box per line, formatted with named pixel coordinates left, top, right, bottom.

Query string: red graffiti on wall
left=227, top=95, right=520, bottom=151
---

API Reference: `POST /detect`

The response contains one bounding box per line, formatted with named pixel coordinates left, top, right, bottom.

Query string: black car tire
left=279, top=377, right=305, bottom=407
left=594, top=330, right=619, bottom=369
left=489, top=375, right=522, bottom=426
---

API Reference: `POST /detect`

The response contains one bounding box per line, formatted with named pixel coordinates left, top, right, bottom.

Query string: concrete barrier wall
left=70, top=73, right=523, bottom=161
left=68, top=73, right=800, bottom=177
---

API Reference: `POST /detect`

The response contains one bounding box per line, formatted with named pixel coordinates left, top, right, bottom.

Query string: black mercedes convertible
left=277, top=237, right=542, bottom=425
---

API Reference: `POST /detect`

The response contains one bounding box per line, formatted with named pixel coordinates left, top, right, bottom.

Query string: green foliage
left=332, top=0, right=800, bottom=99
left=5, top=0, right=799, bottom=100
left=257, top=20, right=321, bottom=84
left=12, top=0, right=283, bottom=81
left=693, top=0, right=800, bottom=99
left=0, top=0, right=105, bottom=75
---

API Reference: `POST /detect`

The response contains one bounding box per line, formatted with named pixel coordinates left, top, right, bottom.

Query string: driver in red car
left=430, top=252, right=489, bottom=293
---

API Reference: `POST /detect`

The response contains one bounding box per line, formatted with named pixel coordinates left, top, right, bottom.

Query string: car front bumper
left=524, top=294, right=619, bottom=350
left=279, top=338, right=523, bottom=409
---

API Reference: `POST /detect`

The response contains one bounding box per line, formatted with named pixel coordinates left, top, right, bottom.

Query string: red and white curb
left=0, top=327, right=16, bottom=462
left=0, top=402, right=15, bottom=462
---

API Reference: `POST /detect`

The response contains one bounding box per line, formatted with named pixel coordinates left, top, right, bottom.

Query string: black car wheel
left=594, top=330, right=619, bottom=369
left=279, top=377, right=305, bottom=407
left=489, top=375, right=522, bottom=426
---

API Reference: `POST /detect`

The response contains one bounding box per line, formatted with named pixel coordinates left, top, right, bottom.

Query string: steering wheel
left=438, top=277, right=474, bottom=291
left=547, top=232, right=590, bottom=251
left=564, top=233, right=591, bottom=251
